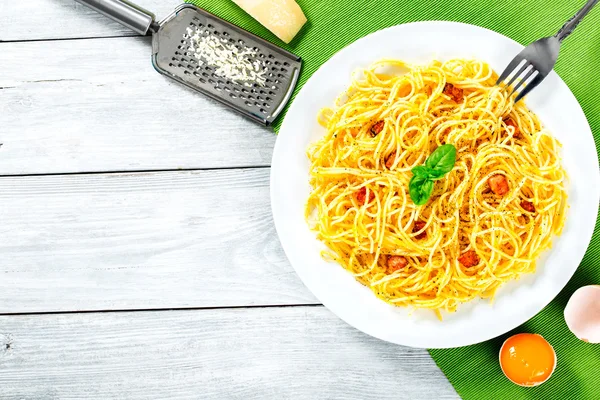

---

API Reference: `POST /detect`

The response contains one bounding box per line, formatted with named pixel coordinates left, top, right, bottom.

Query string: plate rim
left=270, top=20, right=600, bottom=348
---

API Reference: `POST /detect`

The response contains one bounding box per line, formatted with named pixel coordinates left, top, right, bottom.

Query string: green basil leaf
left=409, top=175, right=435, bottom=206
left=421, top=179, right=434, bottom=203
left=411, top=165, right=431, bottom=178
left=425, top=144, right=457, bottom=177
left=427, top=169, right=451, bottom=180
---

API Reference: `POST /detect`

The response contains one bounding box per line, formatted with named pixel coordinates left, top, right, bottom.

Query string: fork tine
left=509, top=68, right=537, bottom=98
left=504, top=61, right=532, bottom=89
left=496, top=57, right=526, bottom=85
left=514, top=74, right=544, bottom=103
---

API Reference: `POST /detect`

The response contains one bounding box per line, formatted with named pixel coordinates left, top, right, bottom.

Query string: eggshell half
left=564, top=285, right=600, bottom=343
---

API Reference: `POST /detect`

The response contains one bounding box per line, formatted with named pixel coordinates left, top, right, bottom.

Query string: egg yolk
left=500, top=333, right=556, bottom=386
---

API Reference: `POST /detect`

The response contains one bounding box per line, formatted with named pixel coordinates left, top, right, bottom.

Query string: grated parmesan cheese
left=184, top=27, right=267, bottom=87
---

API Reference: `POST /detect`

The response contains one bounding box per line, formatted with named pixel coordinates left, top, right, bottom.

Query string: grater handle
left=75, top=0, right=158, bottom=35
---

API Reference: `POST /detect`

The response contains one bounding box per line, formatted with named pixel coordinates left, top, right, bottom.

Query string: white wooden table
left=0, top=1, right=459, bottom=398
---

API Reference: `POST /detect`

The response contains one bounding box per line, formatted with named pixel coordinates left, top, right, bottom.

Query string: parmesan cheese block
left=232, top=0, right=307, bottom=44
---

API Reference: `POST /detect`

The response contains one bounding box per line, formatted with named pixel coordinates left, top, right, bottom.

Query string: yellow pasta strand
left=306, top=59, right=568, bottom=317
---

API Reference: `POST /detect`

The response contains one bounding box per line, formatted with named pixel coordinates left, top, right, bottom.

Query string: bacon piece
left=356, top=187, right=368, bottom=205
left=521, top=200, right=536, bottom=213
left=488, top=175, right=509, bottom=196
left=370, top=120, right=385, bottom=137
left=387, top=255, right=408, bottom=272
left=504, top=118, right=521, bottom=139
left=413, top=220, right=427, bottom=240
left=385, top=152, right=397, bottom=169
left=458, top=250, right=480, bottom=268
left=443, top=83, right=464, bottom=103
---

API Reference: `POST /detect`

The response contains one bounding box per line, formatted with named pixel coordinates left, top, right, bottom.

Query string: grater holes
left=268, top=54, right=275, bottom=59
left=263, top=102, right=270, bottom=108
left=265, top=97, right=272, bottom=102
left=274, top=61, right=281, bottom=66
left=260, top=108, right=267, bottom=114
left=284, top=62, right=290, bottom=67
left=245, top=101, right=253, bottom=107
left=280, top=68, right=288, bottom=73
left=268, top=91, right=275, bottom=96
left=200, top=78, right=207, bottom=84
left=207, top=24, right=213, bottom=28
left=230, top=93, right=237, bottom=99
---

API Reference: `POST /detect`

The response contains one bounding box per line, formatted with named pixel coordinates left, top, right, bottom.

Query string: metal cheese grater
left=75, top=0, right=302, bottom=125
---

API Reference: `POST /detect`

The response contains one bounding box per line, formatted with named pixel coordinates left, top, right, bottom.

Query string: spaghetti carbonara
left=306, top=59, right=567, bottom=317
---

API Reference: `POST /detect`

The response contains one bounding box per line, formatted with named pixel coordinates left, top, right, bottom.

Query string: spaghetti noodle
left=306, top=59, right=567, bottom=317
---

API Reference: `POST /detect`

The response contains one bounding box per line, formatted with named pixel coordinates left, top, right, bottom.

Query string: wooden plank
left=0, top=36, right=274, bottom=175
left=0, top=0, right=180, bottom=41
left=0, top=168, right=317, bottom=313
left=0, top=307, right=458, bottom=399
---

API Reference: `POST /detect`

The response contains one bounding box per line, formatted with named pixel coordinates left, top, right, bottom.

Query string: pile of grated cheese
left=184, top=27, right=267, bottom=87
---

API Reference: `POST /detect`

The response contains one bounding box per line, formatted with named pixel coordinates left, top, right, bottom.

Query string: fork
left=496, top=0, right=599, bottom=103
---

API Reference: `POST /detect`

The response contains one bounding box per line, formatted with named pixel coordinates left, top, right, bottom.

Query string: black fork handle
left=555, top=0, right=600, bottom=42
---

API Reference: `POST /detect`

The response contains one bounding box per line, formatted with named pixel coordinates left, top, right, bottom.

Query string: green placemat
left=187, top=0, right=600, bottom=398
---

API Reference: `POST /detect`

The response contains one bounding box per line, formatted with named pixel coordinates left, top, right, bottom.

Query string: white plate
left=270, top=21, right=600, bottom=348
